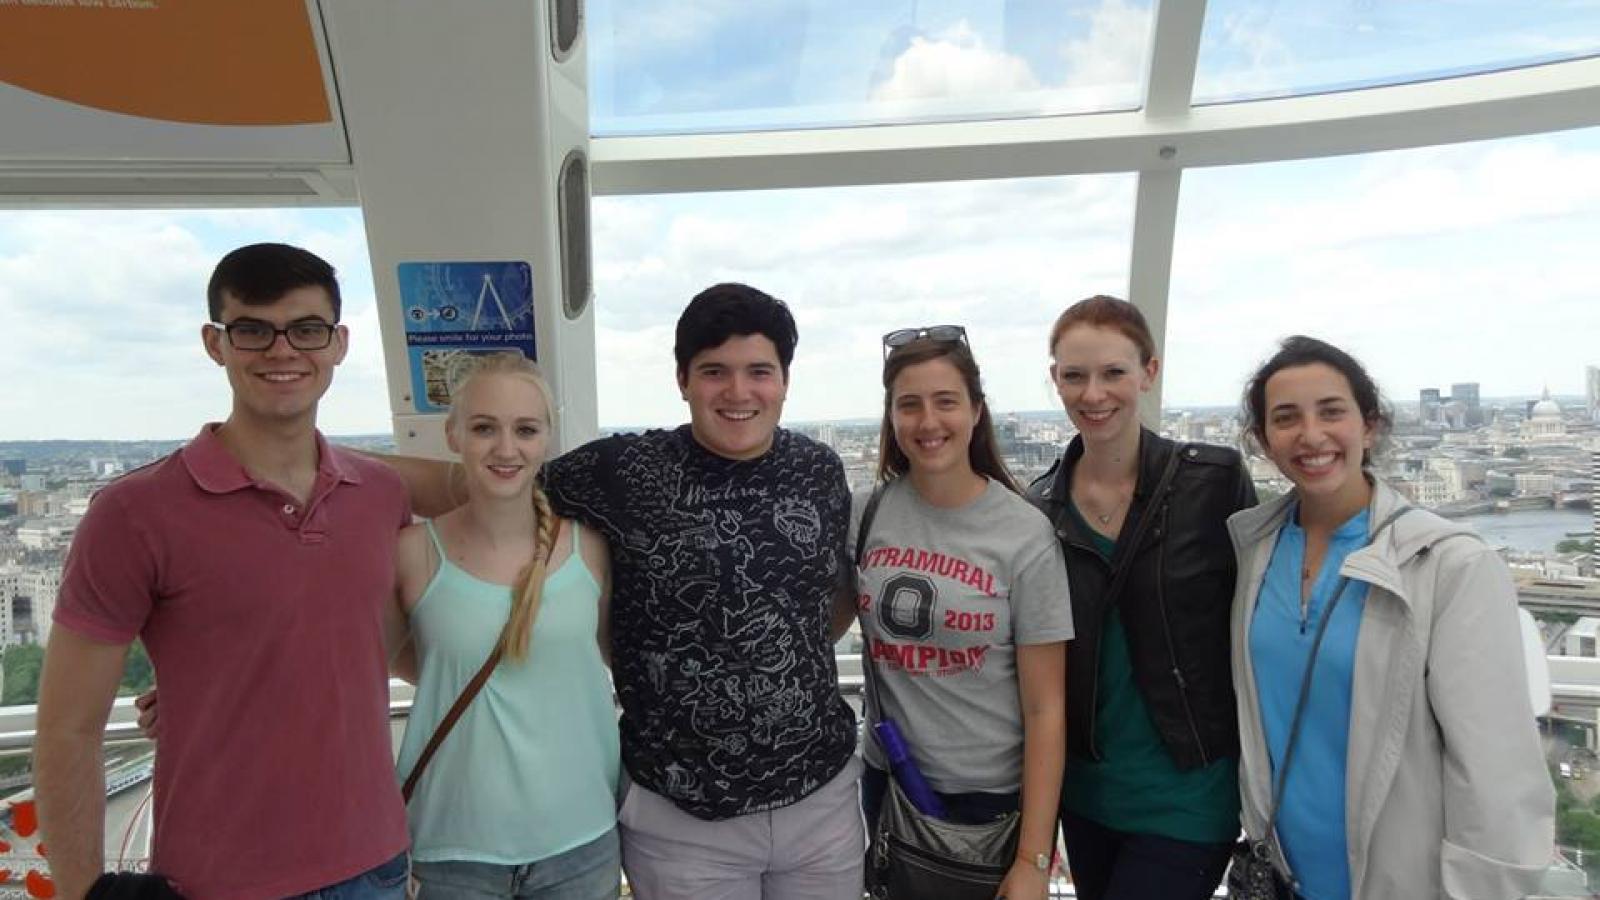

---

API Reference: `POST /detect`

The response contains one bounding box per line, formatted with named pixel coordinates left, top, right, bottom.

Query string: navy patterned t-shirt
left=544, top=425, right=858, bottom=820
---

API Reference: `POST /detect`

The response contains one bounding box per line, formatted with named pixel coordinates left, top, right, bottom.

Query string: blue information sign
left=398, top=261, right=535, bottom=413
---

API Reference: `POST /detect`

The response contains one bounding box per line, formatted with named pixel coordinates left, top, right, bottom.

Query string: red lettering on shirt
left=860, top=544, right=999, bottom=598
left=965, top=565, right=987, bottom=592
left=871, top=638, right=992, bottom=676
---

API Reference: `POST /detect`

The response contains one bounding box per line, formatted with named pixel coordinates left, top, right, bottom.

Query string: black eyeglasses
left=210, top=318, right=338, bottom=352
left=882, top=325, right=968, bottom=358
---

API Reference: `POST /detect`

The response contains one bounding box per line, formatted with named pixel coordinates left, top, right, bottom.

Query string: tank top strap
left=566, top=517, right=582, bottom=564
left=423, top=519, right=448, bottom=575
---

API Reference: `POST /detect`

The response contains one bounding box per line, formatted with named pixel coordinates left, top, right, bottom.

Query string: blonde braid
left=499, top=482, right=559, bottom=663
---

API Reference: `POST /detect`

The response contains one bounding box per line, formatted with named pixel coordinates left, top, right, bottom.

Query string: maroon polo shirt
left=55, top=424, right=410, bottom=900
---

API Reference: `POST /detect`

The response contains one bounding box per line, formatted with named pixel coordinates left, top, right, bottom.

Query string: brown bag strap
left=402, top=517, right=563, bottom=802
left=402, top=643, right=502, bottom=802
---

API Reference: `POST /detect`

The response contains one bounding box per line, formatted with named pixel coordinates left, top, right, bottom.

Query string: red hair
left=1047, top=295, right=1156, bottom=364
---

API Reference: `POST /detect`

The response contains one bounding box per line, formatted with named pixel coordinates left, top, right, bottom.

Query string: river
left=1456, top=507, right=1593, bottom=554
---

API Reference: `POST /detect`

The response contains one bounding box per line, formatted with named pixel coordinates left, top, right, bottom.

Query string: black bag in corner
left=869, top=777, right=1019, bottom=900
left=86, top=872, right=186, bottom=900
left=1225, top=839, right=1294, bottom=900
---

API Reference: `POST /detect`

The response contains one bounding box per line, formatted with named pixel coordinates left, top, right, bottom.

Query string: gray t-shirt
left=850, top=477, right=1074, bottom=793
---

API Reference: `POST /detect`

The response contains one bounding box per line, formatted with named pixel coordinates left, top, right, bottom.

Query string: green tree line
left=2, top=641, right=153, bottom=707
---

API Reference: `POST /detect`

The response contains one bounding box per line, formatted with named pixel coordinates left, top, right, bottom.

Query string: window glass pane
left=1170, top=128, right=1600, bottom=880
left=0, top=208, right=386, bottom=440
left=588, top=0, right=1152, bottom=136
left=1195, top=0, right=1600, bottom=104
left=591, top=174, right=1136, bottom=486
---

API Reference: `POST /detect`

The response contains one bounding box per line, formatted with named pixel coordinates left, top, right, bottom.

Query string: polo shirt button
left=283, top=504, right=296, bottom=515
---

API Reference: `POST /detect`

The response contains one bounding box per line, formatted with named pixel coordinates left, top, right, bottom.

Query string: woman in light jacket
left=1229, top=335, right=1552, bottom=900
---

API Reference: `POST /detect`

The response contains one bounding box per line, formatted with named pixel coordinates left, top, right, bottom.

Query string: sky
left=2, top=0, right=1599, bottom=440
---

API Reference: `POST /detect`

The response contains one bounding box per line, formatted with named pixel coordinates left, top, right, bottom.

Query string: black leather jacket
left=1026, top=429, right=1256, bottom=771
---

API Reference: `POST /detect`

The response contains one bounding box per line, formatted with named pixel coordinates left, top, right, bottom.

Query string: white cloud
left=1059, top=0, right=1152, bottom=94
left=865, top=1, right=1153, bottom=117
left=1164, top=132, right=1600, bottom=408
left=589, top=173, right=1139, bottom=427
left=0, top=210, right=386, bottom=440
left=871, top=22, right=1040, bottom=103
left=5, top=127, right=1596, bottom=441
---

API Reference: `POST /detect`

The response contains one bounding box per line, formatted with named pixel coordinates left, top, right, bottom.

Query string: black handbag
left=869, top=776, right=1020, bottom=900
left=855, top=481, right=1021, bottom=900
left=1226, top=506, right=1414, bottom=900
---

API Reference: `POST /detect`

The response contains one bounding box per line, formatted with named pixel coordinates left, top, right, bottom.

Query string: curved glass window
left=0, top=208, right=385, bottom=439
left=1195, top=0, right=1600, bottom=104
left=1167, top=127, right=1600, bottom=412
left=591, top=173, right=1135, bottom=487
left=588, top=0, right=1151, bottom=136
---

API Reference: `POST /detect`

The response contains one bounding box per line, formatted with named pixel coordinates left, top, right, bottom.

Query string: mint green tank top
left=395, top=520, right=620, bottom=864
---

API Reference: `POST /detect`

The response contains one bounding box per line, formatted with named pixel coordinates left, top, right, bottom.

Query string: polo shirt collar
left=181, top=423, right=363, bottom=494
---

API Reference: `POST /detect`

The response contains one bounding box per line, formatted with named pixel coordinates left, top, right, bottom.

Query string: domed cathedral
left=1523, top=387, right=1569, bottom=442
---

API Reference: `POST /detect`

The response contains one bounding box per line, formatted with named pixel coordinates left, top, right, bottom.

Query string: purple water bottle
left=873, top=718, right=947, bottom=818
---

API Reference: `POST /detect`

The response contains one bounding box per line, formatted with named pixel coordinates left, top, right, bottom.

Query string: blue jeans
left=1059, top=809, right=1232, bottom=900
left=287, top=852, right=409, bottom=900
left=411, top=829, right=621, bottom=900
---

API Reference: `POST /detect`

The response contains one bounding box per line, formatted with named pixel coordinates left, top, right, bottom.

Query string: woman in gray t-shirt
left=852, top=328, right=1073, bottom=900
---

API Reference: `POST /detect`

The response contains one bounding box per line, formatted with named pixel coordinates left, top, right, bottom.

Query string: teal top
left=396, top=520, right=620, bottom=864
left=1250, top=507, right=1371, bottom=900
left=1060, top=504, right=1240, bottom=844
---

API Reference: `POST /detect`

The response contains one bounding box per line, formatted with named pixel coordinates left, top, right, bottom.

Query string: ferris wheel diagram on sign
left=398, top=260, right=537, bottom=413
left=405, top=271, right=531, bottom=332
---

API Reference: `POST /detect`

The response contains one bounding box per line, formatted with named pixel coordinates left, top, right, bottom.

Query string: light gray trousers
left=619, top=756, right=866, bottom=900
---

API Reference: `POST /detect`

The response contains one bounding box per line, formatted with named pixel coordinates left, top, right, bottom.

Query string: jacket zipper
left=1154, top=501, right=1211, bottom=766
left=1059, top=523, right=1111, bottom=762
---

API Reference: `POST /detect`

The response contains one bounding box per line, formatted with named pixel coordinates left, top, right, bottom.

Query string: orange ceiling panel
left=0, top=0, right=332, bottom=126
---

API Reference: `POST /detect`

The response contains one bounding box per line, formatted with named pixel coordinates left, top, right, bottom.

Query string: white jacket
left=1228, top=480, right=1554, bottom=899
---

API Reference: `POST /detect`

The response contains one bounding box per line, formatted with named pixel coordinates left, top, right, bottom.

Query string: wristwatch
left=1024, top=850, right=1050, bottom=872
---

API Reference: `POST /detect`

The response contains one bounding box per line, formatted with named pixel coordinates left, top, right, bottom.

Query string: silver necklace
left=1075, top=485, right=1131, bottom=526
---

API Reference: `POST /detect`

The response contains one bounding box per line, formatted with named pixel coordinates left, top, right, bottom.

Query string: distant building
left=1451, top=382, right=1482, bottom=427
left=0, top=564, right=18, bottom=647
left=1413, top=469, right=1455, bottom=507
left=1419, top=388, right=1442, bottom=425
left=1593, top=451, right=1599, bottom=551
left=0, top=459, right=23, bottom=478
left=1588, top=365, right=1600, bottom=423
left=1566, top=617, right=1600, bottom=657
left=1514, top=472, right=1555, bottom=497
left=1521, top=388, right=1568, bottom=443
left=16, top=491, right=53, bottom=519
left=24, top=567, right=59, bottom=646
left=16, top=518, right=77, bottom=552
left=816, top=422, right=837, bottom=450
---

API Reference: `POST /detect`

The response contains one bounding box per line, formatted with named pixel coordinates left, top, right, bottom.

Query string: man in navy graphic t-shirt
left=544, top=284, right=861, bottom=899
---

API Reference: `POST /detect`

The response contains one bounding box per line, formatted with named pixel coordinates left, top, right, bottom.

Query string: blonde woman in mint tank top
left=391, top=352, right=621, bottom=900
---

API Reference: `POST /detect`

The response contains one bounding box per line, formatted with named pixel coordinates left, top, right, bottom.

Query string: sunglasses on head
left=881, top=325, right=968, bottom=358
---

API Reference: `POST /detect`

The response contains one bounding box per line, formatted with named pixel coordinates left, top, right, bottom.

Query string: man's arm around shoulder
left=36, top=625, right=131, bottom=900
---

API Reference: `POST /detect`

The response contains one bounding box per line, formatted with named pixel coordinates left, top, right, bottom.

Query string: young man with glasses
left=35, top=243, right=412, bottom=900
